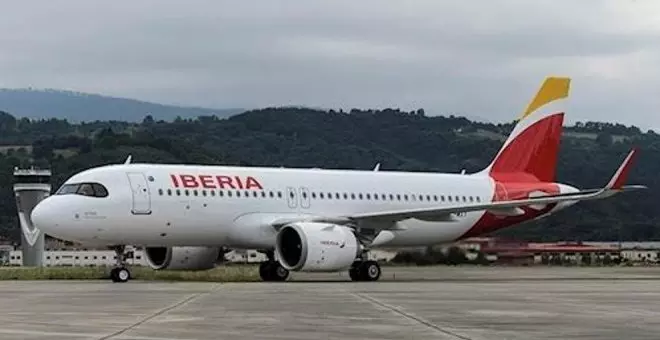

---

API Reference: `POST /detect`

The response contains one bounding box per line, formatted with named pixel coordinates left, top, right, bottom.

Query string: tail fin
left=479, top=76, right=570, bottom=183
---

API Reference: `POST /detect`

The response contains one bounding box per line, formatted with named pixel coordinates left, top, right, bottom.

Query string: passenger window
left=269, top=191, right=274, bottom=198
left=176, top=189, right=181, bottom=196
left=202, top=190, right=207, bottom=196
left=261, top=191, right=266, bottom=198
left=167, top=189, right=172, bottom=196
left=158, top=189, right=164, bottom=196
left=319, top=193, right=324, bottom=199
left=211, top=190, right=216, bottom=196
left=252, top=191, right=258, bottom=198
left=193, top=190, right=198, bottom=196
left=277, top=191, right=282, bottom=198
left=433, top=195, right=438, bottom=201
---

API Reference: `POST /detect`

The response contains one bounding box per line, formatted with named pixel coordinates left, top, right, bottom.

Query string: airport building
left=458, top=237, right=660, bottom=265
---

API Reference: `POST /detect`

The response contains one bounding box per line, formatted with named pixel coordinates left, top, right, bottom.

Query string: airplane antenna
left=460, top=169, right=466, bottom=175
left=373, top=163, right=380, bottom=171
left=124, top=155, right=132, bottom=164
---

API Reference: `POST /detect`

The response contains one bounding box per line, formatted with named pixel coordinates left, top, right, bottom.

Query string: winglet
left=606, top=148, right=639, bottom=190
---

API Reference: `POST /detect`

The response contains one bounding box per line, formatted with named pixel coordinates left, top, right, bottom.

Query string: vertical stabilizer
left=479, top=77, right=570, bottom=182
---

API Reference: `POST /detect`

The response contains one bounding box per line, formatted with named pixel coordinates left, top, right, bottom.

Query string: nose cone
left=31, top=199, right=55, bottom=234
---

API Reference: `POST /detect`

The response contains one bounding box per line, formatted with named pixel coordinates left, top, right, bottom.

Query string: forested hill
left=0, top=89, right=241, bottom=122
left=0, top=107, right=655, bottom=243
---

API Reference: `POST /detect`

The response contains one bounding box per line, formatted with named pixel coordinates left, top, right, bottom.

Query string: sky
left=0, top=0, right=659, bottom=129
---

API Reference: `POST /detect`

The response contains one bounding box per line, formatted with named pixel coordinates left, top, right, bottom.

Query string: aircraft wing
left=347, top=148, right=642, bottom=224
left=271, top=148, right=644, bottom=229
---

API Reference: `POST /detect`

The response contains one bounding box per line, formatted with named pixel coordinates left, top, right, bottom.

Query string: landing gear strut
left=259, top=250, right=289, bottom=282
left=109, top=245, right=131, bottom=283
left=349, top=256, right=381, bottom=282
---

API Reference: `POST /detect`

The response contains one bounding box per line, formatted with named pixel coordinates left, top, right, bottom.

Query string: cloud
left=0, top=0, right=659, bottom=128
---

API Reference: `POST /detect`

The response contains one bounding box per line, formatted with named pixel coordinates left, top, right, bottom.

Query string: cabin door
left=126, top=172, right=152, bottom=215
left=286, top=187, right=297, bottom=209
left=299, top=187, right=310, bottom=209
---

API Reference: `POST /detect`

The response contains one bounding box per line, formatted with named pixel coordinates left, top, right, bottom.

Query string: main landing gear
left=259, top=250, right=289, bottom=282
left=349, top=260, right=381, bottom=282
left=109, top=245, right=131, bottom=283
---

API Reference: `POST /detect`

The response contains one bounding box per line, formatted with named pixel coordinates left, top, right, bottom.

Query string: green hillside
left=0, top=107, right=655, bottom=243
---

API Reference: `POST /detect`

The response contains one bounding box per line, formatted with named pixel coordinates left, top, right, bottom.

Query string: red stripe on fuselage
left=458, top=182, right=560, bottom=239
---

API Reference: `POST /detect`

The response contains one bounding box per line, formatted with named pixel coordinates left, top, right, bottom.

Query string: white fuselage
left=31, top=163, right=572, bottom=250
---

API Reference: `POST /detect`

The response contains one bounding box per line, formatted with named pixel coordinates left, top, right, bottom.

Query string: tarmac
left=1, top=266, right=660, bottom=339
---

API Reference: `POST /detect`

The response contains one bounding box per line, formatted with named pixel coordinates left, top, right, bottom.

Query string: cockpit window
left=56, top=184, right=80, bottom=195
left=55, top=182, right=109, bottom=198
left=92, top=183, right=108, bottom=197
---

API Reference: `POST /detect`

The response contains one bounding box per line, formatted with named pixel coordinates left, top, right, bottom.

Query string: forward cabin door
left=126, top=172, right=152, bottom=215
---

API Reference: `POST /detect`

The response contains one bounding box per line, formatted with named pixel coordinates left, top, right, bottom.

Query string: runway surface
left=1, top=266, right=660, bottom=339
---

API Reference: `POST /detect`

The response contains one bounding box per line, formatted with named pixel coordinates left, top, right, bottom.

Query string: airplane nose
left=31, top=199, right=54, bottom=233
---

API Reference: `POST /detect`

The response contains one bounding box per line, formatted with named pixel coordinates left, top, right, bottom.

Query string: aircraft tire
left=260, top=262, right=289, bottom=282
left=111, top=267, right=130, bottom=283
left=361, top=261, right=381, bottom=281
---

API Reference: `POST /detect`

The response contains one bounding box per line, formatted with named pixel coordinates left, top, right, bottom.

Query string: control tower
left=13, top=166, right=51, bottom=267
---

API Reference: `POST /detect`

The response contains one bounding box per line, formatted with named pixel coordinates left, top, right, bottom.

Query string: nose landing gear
left=109, top=245, right=131, bottom=283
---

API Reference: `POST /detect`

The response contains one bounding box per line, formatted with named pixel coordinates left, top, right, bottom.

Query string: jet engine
left=275, top=222, right=360, bottom=272
left=144, top=246, right=220, bottom=270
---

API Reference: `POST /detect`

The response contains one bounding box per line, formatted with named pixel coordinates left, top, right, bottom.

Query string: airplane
left=30, top=76, right=645, bottom=283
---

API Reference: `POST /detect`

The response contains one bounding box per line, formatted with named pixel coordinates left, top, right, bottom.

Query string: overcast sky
left=1, top=0, right=659, bottom=128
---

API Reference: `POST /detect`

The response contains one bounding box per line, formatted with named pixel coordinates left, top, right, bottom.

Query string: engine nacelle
left=144, top=246, right=220, bottom=270
left=275, top=222, right=360, bottom=272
